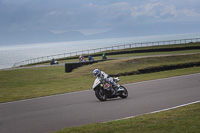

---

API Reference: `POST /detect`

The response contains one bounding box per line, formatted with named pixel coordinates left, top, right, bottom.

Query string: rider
left=93, top=69, right=123, bottom=93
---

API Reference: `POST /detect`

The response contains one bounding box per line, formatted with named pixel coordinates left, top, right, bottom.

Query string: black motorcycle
left=92, top=77, right=128, bottom=101
left=50, top=59, right=59, bottom=65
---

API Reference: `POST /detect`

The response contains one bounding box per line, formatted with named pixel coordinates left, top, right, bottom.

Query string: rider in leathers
left=93, top=69, right=123, bottom=94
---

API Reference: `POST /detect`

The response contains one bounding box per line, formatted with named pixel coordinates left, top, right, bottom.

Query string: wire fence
left=12, top=38, right=200, bottom=68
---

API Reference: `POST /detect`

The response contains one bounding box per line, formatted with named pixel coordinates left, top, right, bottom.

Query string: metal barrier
left=12, top=38, right=200, bottom=68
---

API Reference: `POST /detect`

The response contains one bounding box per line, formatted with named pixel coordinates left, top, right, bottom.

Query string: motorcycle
left=92, top=77, right=128, bottom=101
left=50, top=60, right=59, bottom=65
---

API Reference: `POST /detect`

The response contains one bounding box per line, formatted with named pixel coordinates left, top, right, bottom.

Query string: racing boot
left=113, top=82, right=124, bottom=92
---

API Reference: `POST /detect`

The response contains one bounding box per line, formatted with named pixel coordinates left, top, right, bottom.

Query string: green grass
left=57, top=49, right=200, bottom=64
left=70, top=53, right=200, bottom=76
left=0, top=53, right=200, bottom=103
left=1, top=43, right=199, bottom=132
left=53, top=102, right=200, bottom=133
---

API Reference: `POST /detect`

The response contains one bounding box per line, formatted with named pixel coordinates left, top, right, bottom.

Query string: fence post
left=11, top=37, right=200, bottom=68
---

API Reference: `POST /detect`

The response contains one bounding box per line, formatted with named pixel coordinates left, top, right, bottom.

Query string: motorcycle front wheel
left=119, top=86, right=128, bottom=99
left=95, top=88, right=107, bottom=101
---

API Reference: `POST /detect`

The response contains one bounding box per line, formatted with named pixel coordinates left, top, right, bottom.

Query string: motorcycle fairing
left=92, top=78, right=100, bottom=89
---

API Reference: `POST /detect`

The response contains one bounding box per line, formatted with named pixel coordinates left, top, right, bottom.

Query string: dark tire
left=119, top=86, right=128, bottom=99
left=95, top=88, right=107, bottom=101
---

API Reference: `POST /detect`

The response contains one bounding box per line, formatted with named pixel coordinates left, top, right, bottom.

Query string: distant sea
left=0, top=33, right=200, bottom=69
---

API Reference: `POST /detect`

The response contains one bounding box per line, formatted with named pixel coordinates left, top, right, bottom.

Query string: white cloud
left=1, top=0, right=200, bottom=33
left=129, top=2, right=200, bottom=22
left=79, top=1, right=200, bottom=27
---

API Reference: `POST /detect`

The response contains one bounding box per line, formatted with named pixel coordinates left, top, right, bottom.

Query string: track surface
left=0, top=73, right=200, bottom=133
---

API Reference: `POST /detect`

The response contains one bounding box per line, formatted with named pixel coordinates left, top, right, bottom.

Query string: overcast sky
left=0, top=0, right=200, bottom=39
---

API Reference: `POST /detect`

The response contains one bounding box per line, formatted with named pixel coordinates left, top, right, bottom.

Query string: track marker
left=105, top=100, right=200, bottom=123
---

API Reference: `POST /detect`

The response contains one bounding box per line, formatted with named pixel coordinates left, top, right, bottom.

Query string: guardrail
left=12, top=38, right=200, bottom=68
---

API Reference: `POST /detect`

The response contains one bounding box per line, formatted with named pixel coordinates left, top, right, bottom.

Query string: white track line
left=105, top=100, right=200, bottom=123
left=1, top=73, right=200, bottom=105
left=123, top=73, right=200, bottom=86
left=0, top=90, right=91, bottom=105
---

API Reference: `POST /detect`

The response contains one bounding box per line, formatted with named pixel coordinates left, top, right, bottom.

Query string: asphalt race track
left=0, top=73, right=200, bottom=133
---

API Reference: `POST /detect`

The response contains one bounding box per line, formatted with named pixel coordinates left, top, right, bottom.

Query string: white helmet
left=93, top=69, right=100, bottom=77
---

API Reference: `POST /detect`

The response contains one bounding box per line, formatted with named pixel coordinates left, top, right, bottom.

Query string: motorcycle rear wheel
left=119, top=86, right=128, bottom=99
left=95, top=88, right=107, bottom=101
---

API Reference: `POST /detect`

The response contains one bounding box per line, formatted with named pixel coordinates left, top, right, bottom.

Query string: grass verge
left=52, top=102, right=200, bottom=133
left=0, top=53, right=200, bottom=103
